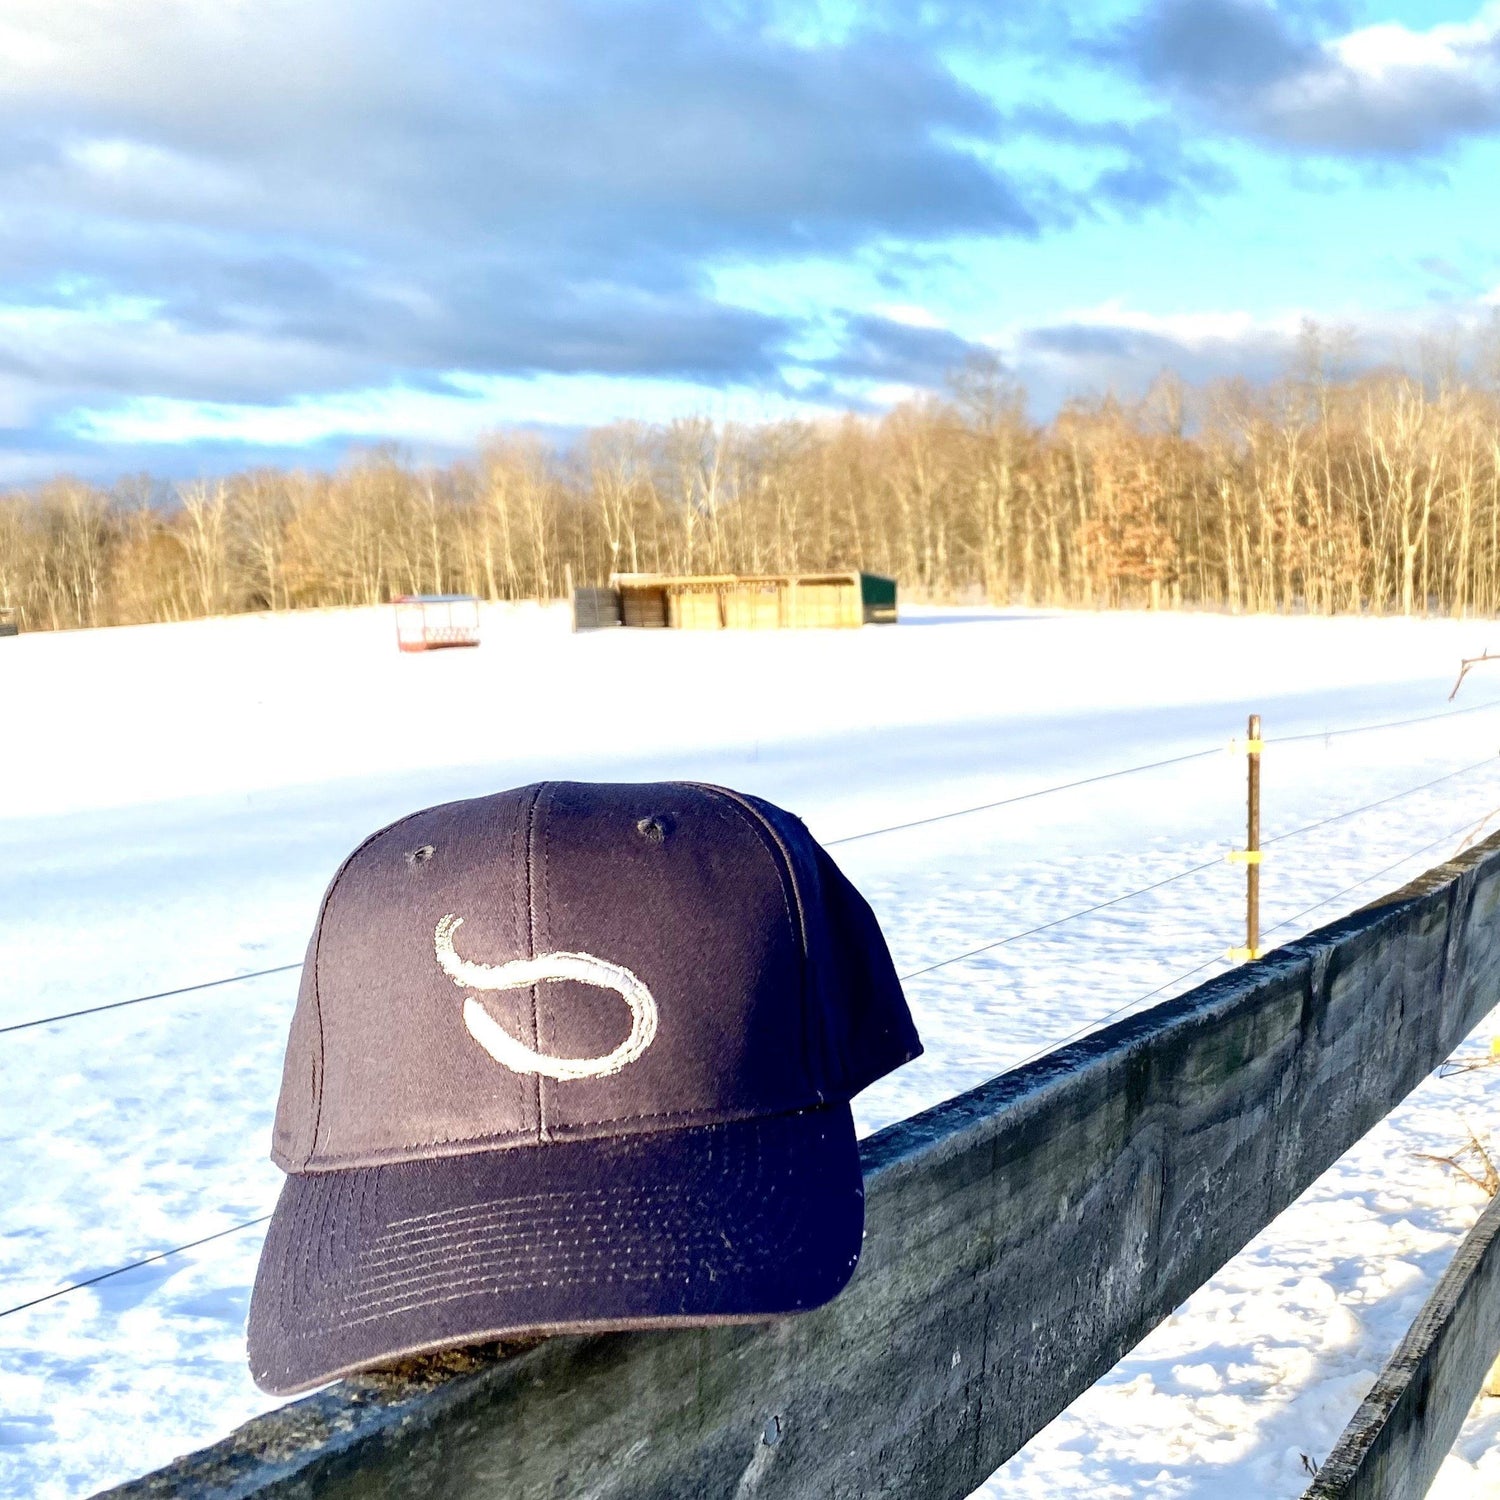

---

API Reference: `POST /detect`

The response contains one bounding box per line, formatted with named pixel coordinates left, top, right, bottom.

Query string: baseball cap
left=247, top=780, right=921, bottom=1395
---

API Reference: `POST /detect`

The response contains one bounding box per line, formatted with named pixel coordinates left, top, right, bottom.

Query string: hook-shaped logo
left=433, top=914, right=658, bottom=1080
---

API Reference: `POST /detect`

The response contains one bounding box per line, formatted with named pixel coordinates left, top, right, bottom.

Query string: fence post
left=1229, top=712, right=1263, bottom=961
left=1248, top=712, right=1262, bottom=958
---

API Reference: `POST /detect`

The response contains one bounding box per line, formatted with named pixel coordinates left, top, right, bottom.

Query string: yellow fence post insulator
left=1227, top=947, right=1263, bottom=962
left=1226, top=850, right=1264, bottom=865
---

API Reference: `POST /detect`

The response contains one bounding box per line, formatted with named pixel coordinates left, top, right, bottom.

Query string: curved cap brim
left=247, top=1103, right=863, bottom=1396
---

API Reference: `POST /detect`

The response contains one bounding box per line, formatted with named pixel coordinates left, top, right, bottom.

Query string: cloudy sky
left=1, top=0, right=1499, bottom=480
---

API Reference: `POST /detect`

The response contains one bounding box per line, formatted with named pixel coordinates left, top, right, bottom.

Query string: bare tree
left=6, top=343, right=1500, bottom=632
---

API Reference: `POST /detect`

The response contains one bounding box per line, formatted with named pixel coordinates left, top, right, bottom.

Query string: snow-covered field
left=5, top=602, right=1500, bottom=1499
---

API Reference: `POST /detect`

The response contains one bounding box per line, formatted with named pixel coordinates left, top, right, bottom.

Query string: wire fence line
left=987, top=813, right=1487, bottom=1082
left=896, top=754, right=1499, bottom=984
left=828, top=692, right=1500, bottom=849
left=6, top=806, right=1482, bottom=1327
left=0, top=753, right=1230, bottom=1037
left=0, top=1215, right=274, bottom=1322
left=824, top=745, right=1224, bottom=847
left=4, top=756, right=1491, bottom=1038
left=1259, top=755, right=1498, bottom=850
left=896, top=854, right=1225, bottom=983
left=7, top=700, right=1500, bottom=1041
left=1269, top=694, right=1500, bottom=744
left=0, top=964, right=303, bottom=1038
left=1259, top=817, right=1483, bottom=938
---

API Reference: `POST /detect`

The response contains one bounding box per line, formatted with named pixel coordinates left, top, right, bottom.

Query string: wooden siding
left=619, top=586, right=667, bottom=629
left=571, top=588, right=623, bottom=631
left=610, top=573, right=893, bottom=630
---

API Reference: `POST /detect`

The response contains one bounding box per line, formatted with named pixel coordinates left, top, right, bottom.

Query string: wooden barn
left=574, top=572, right=896, bottom=631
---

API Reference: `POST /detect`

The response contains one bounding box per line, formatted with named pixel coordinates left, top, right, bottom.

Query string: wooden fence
left=100, top=832, right=1500, bottom=1500
left=1305, top=1177, right=1500, bottom=1498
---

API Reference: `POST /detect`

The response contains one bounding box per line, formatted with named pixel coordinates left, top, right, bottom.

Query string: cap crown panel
left=532, top=782, right=815, bottom=1136
left=298, top=789, right=540, bottom=1167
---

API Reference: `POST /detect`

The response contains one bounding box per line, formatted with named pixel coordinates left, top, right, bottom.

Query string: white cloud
left=53, top=289, right=1500, bottom=459
left=0, top=0, right=1055, bottom=477
left=1048, top=300, right=1276, bottom=343
left=0, top=298, right=366, bottom=421
left=1266, top=8, right=1500, bottom=149
left=1127, top=0, right=1500, bottom=154
left=871, top=303, right=948, bottom=329
left=60, top=138, right=250, bottom=214
left=1330, top=8, right=1500, bottom=79
left=64, top=371, right=829, bottom=450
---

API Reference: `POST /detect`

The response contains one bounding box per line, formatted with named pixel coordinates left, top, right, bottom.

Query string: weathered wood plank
left=1303, top=1184, right=1500, bottom=1500
left=97, top=833, right=1500, bottom=1500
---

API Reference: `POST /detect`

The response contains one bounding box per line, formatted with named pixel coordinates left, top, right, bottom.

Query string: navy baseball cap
left=247, top=781, right=921, bottom=1394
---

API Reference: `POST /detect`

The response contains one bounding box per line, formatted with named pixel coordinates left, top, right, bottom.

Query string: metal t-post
left=1247, top=713, right=1261, bottom=960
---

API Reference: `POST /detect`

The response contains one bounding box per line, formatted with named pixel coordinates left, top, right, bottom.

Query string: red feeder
left=393, top=595, right=482, bottom=652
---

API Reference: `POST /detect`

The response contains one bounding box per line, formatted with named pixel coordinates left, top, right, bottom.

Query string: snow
left=5, top=602, right=1500, bottom=1499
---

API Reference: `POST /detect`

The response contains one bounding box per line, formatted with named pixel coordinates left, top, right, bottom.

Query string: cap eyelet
left=636, top=816, right=669, bottom=844
left=406, top=845, right=436, bottom=866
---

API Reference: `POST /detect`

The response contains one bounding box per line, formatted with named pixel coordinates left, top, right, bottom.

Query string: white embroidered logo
left=433, top=914, right=658, bottom=1081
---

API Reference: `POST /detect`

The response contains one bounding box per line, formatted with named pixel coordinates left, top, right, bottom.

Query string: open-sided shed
left=579, top=571, right=897, bottom=631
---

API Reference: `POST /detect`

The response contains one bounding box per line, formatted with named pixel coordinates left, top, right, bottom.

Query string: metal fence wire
left=4, top=696, right=1500, bottom=1319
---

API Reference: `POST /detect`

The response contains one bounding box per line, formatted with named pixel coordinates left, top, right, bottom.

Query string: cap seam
left=303, top=802, right=439, bottom=1167
left=508, top=783, right=527, bottom=1133
left=296, top=1098, right=834, bottom=1169
left=530, top=1095, right=820, bottom=1130
left=531, top=786, right=549, bottom=1134
left=692, top=784, right=819, bottom=1097
left=692, top=786, right=806, bottom=957
left=525, top=783, right=547, bottom=1143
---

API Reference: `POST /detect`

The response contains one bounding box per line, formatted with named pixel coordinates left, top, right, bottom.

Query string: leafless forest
left=8, top=360, right=1500, bottom=631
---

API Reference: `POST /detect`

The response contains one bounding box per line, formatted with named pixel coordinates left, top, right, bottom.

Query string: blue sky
left=1, top=0, right=1498, bottom=481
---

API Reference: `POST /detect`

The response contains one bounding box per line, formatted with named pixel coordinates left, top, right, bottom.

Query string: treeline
left=7, top=361, right=1500, bottom=631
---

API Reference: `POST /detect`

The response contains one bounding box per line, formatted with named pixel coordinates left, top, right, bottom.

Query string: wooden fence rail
left=100, top=832, right=1500, bottom=1500
left=1305, top=1177, right=1500, bottom=1499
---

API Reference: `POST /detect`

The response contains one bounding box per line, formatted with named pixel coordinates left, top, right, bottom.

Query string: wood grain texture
left=1303, top=1182, right=1500, bottom=1500
left=96, top=833, right=1500, bottom=1500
